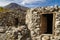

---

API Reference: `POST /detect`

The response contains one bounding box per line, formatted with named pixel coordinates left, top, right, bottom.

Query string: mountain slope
left=4, top=3, right=29, bottom=12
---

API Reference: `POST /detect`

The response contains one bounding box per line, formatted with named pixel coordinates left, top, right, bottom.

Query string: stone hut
left=26, top=5, right=60, bottom=40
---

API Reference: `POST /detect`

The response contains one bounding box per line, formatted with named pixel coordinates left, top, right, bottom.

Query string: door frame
left=40, top=13, right=56, bottom=35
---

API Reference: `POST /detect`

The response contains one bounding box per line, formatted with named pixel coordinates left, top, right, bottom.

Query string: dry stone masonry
left=26, top=5, right=60, bottom=40
left=26, top=8, right=41, bottom=40
left=0, top=11, right=31, bottom=40
left=0, top=5, right=60, bottom=40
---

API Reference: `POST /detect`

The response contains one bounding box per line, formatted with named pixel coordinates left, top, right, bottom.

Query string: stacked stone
left=40, top=34, right=52, bottom=40
left=0, top=11, right=26, bottom=26
left=18, top=13, right=26, bottom=25
left=26, top=8, right=41, bottom=40
left=0, top=11, right=27, bottom=40
left=54, top=12, right=60, bottom=40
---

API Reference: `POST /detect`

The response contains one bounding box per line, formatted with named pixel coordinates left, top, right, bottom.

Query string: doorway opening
left=15, top=18, right=18, bottom=27
left=41, top=14, right=53, bottom=34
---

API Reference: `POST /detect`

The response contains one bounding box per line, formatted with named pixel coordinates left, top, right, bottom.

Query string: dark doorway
left=41, top=14, right=53, bottom=34
left=15, top=18, right=18, bottom=27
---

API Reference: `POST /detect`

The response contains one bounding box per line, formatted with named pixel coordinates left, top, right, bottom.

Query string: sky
left=0, top=0, right=60, bottom=8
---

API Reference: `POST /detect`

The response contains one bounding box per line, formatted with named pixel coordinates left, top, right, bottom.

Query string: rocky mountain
left=4, top=3, right=29, bottom=12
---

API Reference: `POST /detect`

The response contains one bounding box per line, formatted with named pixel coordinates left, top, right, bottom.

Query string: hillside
left=4, top=3, right=29, bottom=12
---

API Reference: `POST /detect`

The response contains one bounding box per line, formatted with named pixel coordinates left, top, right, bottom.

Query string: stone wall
left=26, top=5, right=60, bottom=40
left=54, top=12, right=60, bottom=40
left=0, top=11, right=31, bottom=40
left=26, top=8, right=41, bottom=40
